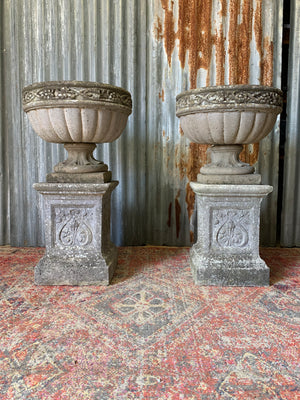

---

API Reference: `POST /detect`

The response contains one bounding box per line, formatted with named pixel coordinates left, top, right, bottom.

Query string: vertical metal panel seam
left=281, top=0, right=300, bottom=246
left=0, top=0, right=5, bottom=243
left=258, top=0, right=283, bottom=245
left=10, top=1, right=25, bottom=245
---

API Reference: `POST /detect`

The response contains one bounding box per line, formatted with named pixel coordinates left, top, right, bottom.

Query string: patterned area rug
left=0, top=246, right=299, bottom=399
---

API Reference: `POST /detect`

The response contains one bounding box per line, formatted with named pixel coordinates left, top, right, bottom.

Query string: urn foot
left=200, top=145, right=255, bottom=175
left=54, top=143, right=106, bottom=174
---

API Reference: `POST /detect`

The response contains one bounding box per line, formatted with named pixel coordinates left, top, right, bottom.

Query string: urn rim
left=176, top=84, right=283, bottom=117
left=22, top=80, right=132, bottom=115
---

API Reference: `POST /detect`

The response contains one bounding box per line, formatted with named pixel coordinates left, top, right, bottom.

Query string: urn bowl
left=23, top=81, right=132, bottom=174
left=176, top=85, right=283, bottom=176
left=23, top=81, right=132, bottom=143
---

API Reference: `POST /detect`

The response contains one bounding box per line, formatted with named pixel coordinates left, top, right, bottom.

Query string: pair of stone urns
left=23, top=81, right=283, bottom=287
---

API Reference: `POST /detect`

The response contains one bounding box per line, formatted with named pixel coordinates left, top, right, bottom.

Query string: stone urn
left=23, top=80, right=132, bottom=177
left=176, top=85, right=283, bottom=286
left=176, top=85, right=283, bottom=183
left=22, top=81, right=132, bottom=286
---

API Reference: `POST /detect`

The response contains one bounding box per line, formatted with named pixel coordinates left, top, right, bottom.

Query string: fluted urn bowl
left=23, top=81, right=132, bottom=173
left=176, top=85, right=282, bottom=175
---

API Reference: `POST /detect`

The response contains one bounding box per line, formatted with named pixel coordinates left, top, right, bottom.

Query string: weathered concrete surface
left=22, top=81, right=132, bottom=175
left=33, top=182, right=118, bottom=285
left=190, top=183, right=273, bottom=286
left=200, top=145, right=255, bottom=175
left=197, top=173, right=261, bottom=185
left=176, top=86, right=283, bottom=179
left=46, top=171, right=112, bottom=183
left=176, top=86, right=283, bottom=147
left=54, top=143, right=107, bottom=174
left=22, top=81, right=132, bottom=144
left=23, top=82, right=132, bottom=282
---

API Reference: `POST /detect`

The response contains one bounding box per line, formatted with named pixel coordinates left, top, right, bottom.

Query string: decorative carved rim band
left=23, top=81, right=132, bottom=114
left=176, top=85, right=283, bottom=117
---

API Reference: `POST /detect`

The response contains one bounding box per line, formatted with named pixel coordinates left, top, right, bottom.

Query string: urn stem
left=54, top=143, right=106, bottom=174
left=200, top=145, right=255, bottom=175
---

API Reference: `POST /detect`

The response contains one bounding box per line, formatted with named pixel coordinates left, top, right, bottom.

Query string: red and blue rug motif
left=0, top=246, right=299, bottom=399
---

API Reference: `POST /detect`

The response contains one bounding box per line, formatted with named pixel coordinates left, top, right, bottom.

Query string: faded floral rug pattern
left=0, top=246, right=299, bottom=399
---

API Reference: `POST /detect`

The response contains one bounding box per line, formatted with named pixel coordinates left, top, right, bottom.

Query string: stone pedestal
left=33, top=181, right=118, bottom=285
left=190, top=183, right=273, bottom=286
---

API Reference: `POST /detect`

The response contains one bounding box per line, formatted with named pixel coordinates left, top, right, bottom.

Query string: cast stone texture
left=190, top=183, right=273, bottom=286
left=33, top=182, right=118, bottom=286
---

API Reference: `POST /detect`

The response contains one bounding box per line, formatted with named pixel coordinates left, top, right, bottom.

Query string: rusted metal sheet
left=0, top=0, right=283, bottom=246
left=156, top=0, right=274, bottom=87
left=150, top=0, right=283, bottom=245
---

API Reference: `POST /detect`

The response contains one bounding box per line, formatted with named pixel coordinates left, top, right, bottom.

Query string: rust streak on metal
left=240, top=143, right=260, bottom=165
left=190, top=230, right=194, bottom=243
left=188, top=0, right=201, bottom=88
left=215, top=29, right=226, bottom=85
left=167, top=202, right=172, bottom=227
left=219, top=0, right=227, bottom=17
left=161, top=0, right=176, bottom=66
left=176, top=140, right=207, bottom=185
left=177, top=0, right=190, bottom=68
left=188, top=0, right=213, bottom=88
left=176, top=140, right=208, bottom=222
left=175, top=143, right=186, bottom=180
left=198, top=0, right=213, bottom=85
left=215, top=0, right=227, bottom=85
left=237, top=0, right=253, bottom=84
left=250, top=143, right=260, bottom=165
left=228, top=0, right=240, bottom=84
left=153, top=16, right=163, bottom=40
left=254, top=0, right=263, bottom=59
left=228, top=0, right=253, bottom=84
left=185, top=143, right=207, bottom=221
left=261, top=38, right=274, bottom=86
left=163, top=141, right=171, bottom=169
left=254, top=0, right=273, bottom=86
left=160, top=0, right=214, bottom=88
left=159, top=89, right=165, bottom=102
left=186, top=183, right=195, bottom=224
left=175, top=190, right=181, bottom=238
left=186, top=143, right=206, bottom=182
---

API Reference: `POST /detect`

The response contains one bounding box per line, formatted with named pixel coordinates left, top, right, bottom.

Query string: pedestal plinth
left=190, top=183, right=273, bottom=286
left=33, top=182, right=118, bottom=285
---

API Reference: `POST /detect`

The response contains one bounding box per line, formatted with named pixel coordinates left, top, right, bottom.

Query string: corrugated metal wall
left=148, top=0, right=283, bottom=246
left=1, top=0, right=148, bottom=246
left=1, top=0, right=294, bottom=248
left=281, top=0, right=300, bottom=247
